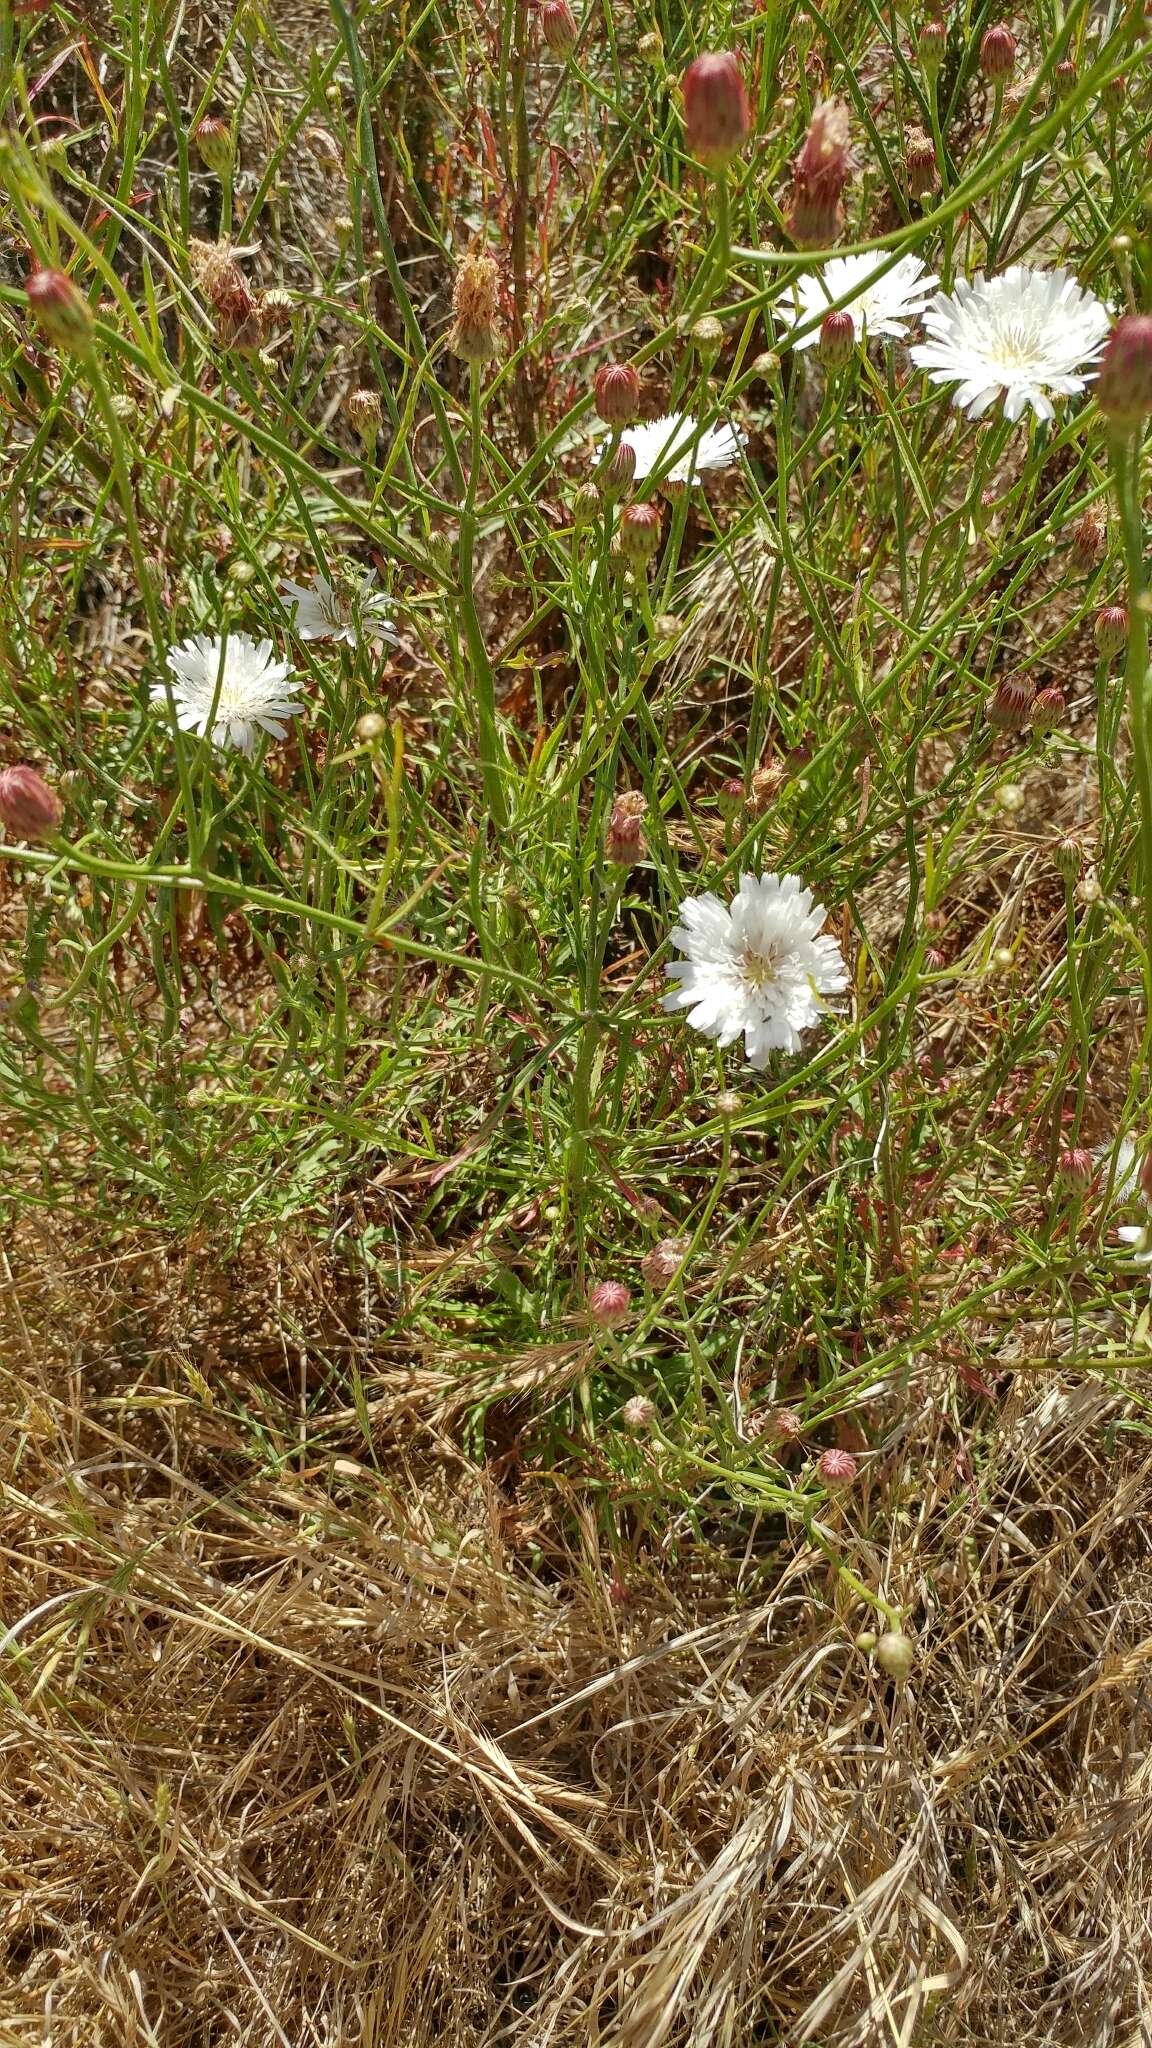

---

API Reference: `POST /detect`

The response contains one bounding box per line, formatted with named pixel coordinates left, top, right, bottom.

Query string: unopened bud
left=605, top=790, right=647, bottom=865
left=986, top=676, right=1033, bottom=730
left=979, top=23, right=1016, bottom=81
left=1096, top=316, right=1152, bottom=427
left=905, top=126, right=937, bottom=199
left=818, top=307, right=855, bottom=367
left=874, top=1630, right=916, bottom=1683
left=194, top=115, right=233, bottom=174
left=572, top=481, right=602, bottom=526
left=787, top=98, right=852, bottom=247
left=449, top=247, right=501, bottom=363
left=1095, top=604, right=1128, bottom=657
left=715, top=1089, right=742, bottom=1116
left=540, top=0, right=578, bottom=56
left=1103, top=72, right=1126, bottom=106
left=918, top=18, right=947, bottom=75
left=25, top=268, right=94, bottom=355
left=682, top=51, right=751, bottom=173
left=602, top=438, right=637, bottom=493
left=718, top=776, right=745, bottom=816
left=818, top=1447, right=858, bottom=1484
left=346, top=385, right=383, bottom=450
left=691, top=313, right=724, bottom=361
left=1030, top=686, right=1065, bottom=734
left=642, top=1235, right=690, bottom=1285
left=1054, top=58, right=1078, bottom=94
left=594, top=361, right=640, bottom=426
left=751, top=350, right=781, bottom=379
left=618, top=501, right=662, bottom=566
left=621, top=1394, right=656, bottom=1428
left=637, top=29, right=663, bottom=63
left=855, top=1629, right=878, bottom=1653
left=588, top=1279, right=631, bottom=1328
left=1069, top=506, right=1105, bottom=574
left=0, top=764, right=62, bottom=840
left=1054, top=836, right=1082, bottom=882
left=1056, top=1146, right=1094, bottom=1193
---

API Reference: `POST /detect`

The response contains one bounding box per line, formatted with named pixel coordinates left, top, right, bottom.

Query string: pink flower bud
left=682, top=52, right=750, bottom=174
left=1054, top=57, right=1078, bottom=93
left=605, top=791, right=647, bottom=865
left=1030, top=687, right=1065, bottom=734
left=979, top=23, right=1016, bottom=80
left=786, top=99, right=852, bottom=248
left=540, top=0, right=578, bottom=57
left=618, top=501, right=662, bottom=566
left=621, top=1394, right=656, bottom=1428
left=818, top=307, right=855, bottom=367
left=641, top=1236, right=690, bottom=1285
left=594, top=362, right=640, bottom=426
left=986, top=676, right=1033, bottom=730
left=588, top=1279, right=631, bottom=1328
left=25, top=268, right=94, bottom=354
left=1095, top=316, right=1152, bottom=428
left=1095, top=605, right=1128, bottom=657
left=0, top=764, right=62, bottom=841
left=194, top=115, right=232, bottom=174
left=818, top=1447, right=857, bottom=1484
left=1055, top=1146, right=1094, bottom=1193
left=603, top=438, right=637, bottom=493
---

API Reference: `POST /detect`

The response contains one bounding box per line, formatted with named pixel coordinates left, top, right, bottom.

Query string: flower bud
left=1056, top=1146, right=1094, bottom=1193
left=572, top=481, right=602, bottom=526
left=874, top=1630, right=916, bottom=1683
left=1054, top=836, right=1082, bottom=882
left=1069, top=506, right=1105, bottom=574
left=346, top=385, right=383, bottom=450
left=996, top=780, right=1024, bottom=814
left=855, top=1629, right=878, bottom=1653
left=918, top=18, right=947, bottom=75
left=682, top=51, right=750, bottom=174
left=356, top=713, right=388, bottom=742
left=818, top=307, right=855, bottom=367
left=986, top=676, right=1033, bottom=730
left=718, top=776, right=745, bottom=817
left=602, top=438, right=637, bottom=493
left=691, top=313, right=724, bottom=361
left=449, top=247, right=502, bottom=363
left=979, top=23, right=1015, bottom=80
left=715, top=1088, right=742, bottom=1116
left=588, top=1279, right=631, bottom=1328
left=787, top=98, right=852, bottom=247
left=652, top=611, right=683, bottom=641
left=905, top=126, right=937, bottom=199
left=1095, top=315, right=1152, bottom=427
left=194, top=115, right=233, bottom=174
left=541, top=0, right=578, bottom=56
left=1030, top=686, right=1065, bottom=734
left=0, top=764, right=62, bottom=840
left=637, top=29, right=663, bottom=63
left=1095, top=604, right=1128, bottom=657
left=621, top=1394, right=656, bottom=1428
left=605, top=790, right=647, bottom=865
left=642, top=1235, right=690, bottom=1285
left=618, top=501, right=662, bottom=566
left=1054, top=57, right=1077, bottom=94
left=818, top=1447, right=857, bottom=1484
left=594, top=361, right=640, bottom=426
left=25, top=268, right=94, bottom=354
left=1103, top=72, right=1125, bottom=106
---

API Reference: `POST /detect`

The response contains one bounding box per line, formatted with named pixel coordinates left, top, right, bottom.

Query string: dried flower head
left=449, top=247, right=502, bottom=363
left=905, top=127, right=937, bottom=199
left=346, top=386, right=383, bottom=449
left=605, top=790, right=647, bottom=865
left=641, top=1236, right=690, bottom=1285
left=787, top=99, right=852, bottom=248
left=1069, top=506, right=1105, bottom=574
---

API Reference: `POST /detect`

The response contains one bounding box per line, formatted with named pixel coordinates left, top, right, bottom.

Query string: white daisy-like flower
left=910, top=265, right=1112, bottom=424
left=154, top=633, right=304, bottom=755
left=1096, top=1135, right=1141, bottom=1205
left=663, top=871, right=848, bottom=1067
left=614, top=412, right=746, bottom=485
left=781, top=252, right=938, bottom=350
left=1116, top=1224, right=1152, bottom=1266
left=279, top=570, right=398, bottom=647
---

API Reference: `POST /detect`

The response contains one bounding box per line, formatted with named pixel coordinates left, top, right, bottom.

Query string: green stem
left=459, top=363, right=509, bottom=828
left=1110, top=427, right=1152, bottom=1033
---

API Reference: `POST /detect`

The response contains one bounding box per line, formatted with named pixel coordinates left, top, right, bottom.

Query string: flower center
left=990, top=320, right=1041, bottom=369
left=741, top=942, right=782, bottom=990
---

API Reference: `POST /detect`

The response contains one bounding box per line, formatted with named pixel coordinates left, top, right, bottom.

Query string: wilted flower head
left=787, top=99, right=852, bottom=247
left=664, top=871, right=848, bottom=1067
left=279, top=570, right=398, bottom=648
left=605, top=790, right=647, bottom=865
left=905, top=127, right=937, bottom=199
left=449, top=246, right=502, bottom=363
left=154, top=632, right=304, bottom=754
left=782, top=252, right=937, bottom=350
left=1095, top=314, right=1152, bottom=426
left=642, top=1236, right=690, bottom=1285
left=682, top=51, right=750, bottom=173
left=1069, top=506, right=1106, bottom=574
left=910, top=265, right=1112, bottom=423
left=0, top=764, right=62, bottom=840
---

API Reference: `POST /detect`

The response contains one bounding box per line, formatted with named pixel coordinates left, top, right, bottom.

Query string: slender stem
left=459, top=363, right=509, bottom=828
left=1110, top=427, right=1152, bottom=1029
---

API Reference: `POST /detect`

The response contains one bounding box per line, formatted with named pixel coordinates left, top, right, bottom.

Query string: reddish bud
left=541, top=0, right=578, bottom=56
left=819, top=307, right=856, bottom=367
left=1055, top=1146, right=1094, bottom=1193
left=618, top=501, right=662, bottom=566
left=594, top=362, right=640, bottom=427
left=641, top=1236, right=690, bottom=1285
left=905, top=126, right=937, bottom=199
left=787, top=99, right=852, bottom=247
left=588, top=1279, right=631, bottom=1328
left=25, top=268, right=94, bottom=354
left=986, top=676, right=1033, bottom=730
left=1095, top=605, right=1128, bottom=657
left=979, top=23, right=1016, bottom=80
left=605, top=791, right=647, bottom=865
left=818, top=1447, right=858, bottom=1485
left=682, top=51, right=750, bottom=173
left=1095, top=316, right=1152, bottom=427
left=1054, top=57, right=1077, bottom=93
left=194, top=115, right=232, bottom=174
left=1103, top=72, right=1125, bottom=105
left=1030, top=687, right=1066, bottom=734
left=0, top=764, right=62, bottom=840
left=602, top=438, right=637, bottom=492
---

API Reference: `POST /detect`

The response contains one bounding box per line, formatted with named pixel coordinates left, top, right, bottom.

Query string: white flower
left=781, top=253, right=938, bottom=350
left=614, top=412, right=746, bottom=485
left=1116, top=1224, right=1152, bottom=1266
left=663, top=871, right=848, bottom=1067
left=910, top=265, right=1112, bottom=423
left=279, top=570, right=397, bottom=647
left=1096, top=1135, right=1141, bottom=1205
left=154, top=633, right=304, bottom=755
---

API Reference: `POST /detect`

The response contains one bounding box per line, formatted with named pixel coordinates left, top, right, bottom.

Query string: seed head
left=25, top=268, right=94, bottom=354
left=194, top=115, right=233, bottom=175
left=1056, top=1146, right=1094, bottom=1193
left=818, top=1447, right=858, bottom=1485
left=986, top=676, right=1033, bottom=730
left=1095, top=604, right=1128, bottom=658
left=1030, top=686, right=1065, bottom=734
left=346, top=385, right=383, bottom=450
left=540, top=0, right=578, bottom=56
left=818, top=307, right=855, bottom=368
left=905, top=126, right=937, bottom=199
left=874, top=1630, right=916, bottom=1683
left=0, top=764, right=62, bottom=841
left=1095, top=316, right=1152, bottom=427
left=979, top=23, right=1016, bottom=80
left=682, top=52, right=751, bottom=174
left=449, top=247, right=502, bottom=363
left=918, top=18, right=947, bottom=75
left=1054, top=836, right=1082, bottom=882
left=588, top=1279, right=631, bottom=1328
left=594, top=361, right=640, bottom=426
left=787, top=99, right=852, bottom=247
left=621, top=1395, right=656, bottom=1428
left=642, top=1235, right=690, bottom=1285
left=605, top=791, right=647, bottom=866
left=1069, top=506, right=1105, bottom=574
left=602, top=438, right=637, bottom=493
left=618, top=501, right=662, bottom=566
